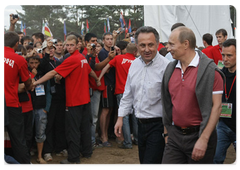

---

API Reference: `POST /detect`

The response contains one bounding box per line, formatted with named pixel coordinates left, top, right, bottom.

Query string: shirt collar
left=176, top=51, right=199, bottom=69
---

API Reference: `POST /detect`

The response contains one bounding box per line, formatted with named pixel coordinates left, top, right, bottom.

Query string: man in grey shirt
left=114, top=26, right=169, bottom=164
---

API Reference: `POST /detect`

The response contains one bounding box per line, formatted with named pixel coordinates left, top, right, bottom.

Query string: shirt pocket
left=146, top=81, right=162, bottom=105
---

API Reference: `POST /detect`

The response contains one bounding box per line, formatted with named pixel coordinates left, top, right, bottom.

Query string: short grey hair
left=134, top=26, right=159, bottom=44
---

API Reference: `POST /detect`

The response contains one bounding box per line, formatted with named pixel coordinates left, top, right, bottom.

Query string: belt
left=138, top=117, right=162, bottom=124
left=175, top=125, right=200, bottom=135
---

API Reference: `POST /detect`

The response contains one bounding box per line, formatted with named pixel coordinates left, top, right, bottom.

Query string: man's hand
left=114, top=117, right=123, bottom=138
left=10, top=14, right=19, bottom=26
left=191, top=137, right=208, bottom=161
left=31, top=68, right=38, bottom=76
left=95, top=79, right=101, bottom=87
left=54, top=74, right=62, bottom=84
left=108, top=51, right=115, bottom=60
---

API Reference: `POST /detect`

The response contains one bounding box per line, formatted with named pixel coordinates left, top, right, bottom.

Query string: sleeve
left=212, top=70, right=224, bottom=95
left=108, top=57, right=116, bottom=68
left=98, top=50, right=106, bottom=62
left=54, top=58, right=76, bottom=78
left=85, top=55, right=96, bottom=70
left=118, top=72, right=134, bottom=117
left=18, top=59, right=30, bottom=82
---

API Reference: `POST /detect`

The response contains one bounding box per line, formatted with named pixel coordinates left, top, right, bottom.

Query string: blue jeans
left=90, top=90, right=101, bottom=144
left=116, top=94, right=138, bottom=148
left=33, top=108, right=47, bottom=143
left=213, top=120, right=236, bottom=164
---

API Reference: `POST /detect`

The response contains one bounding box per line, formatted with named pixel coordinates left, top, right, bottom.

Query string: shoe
left=133, top=140, right=138, bottom=145
left=102, top=141, right=112, bottom=147
left=118, top=144, right=132, bottom=149
left=44, top=153, right=53, bottom=162
left=60, top=159, right=80, bottom=164
left=92, top=143, right=103, bottom=149
left=56, top=149, right=68, bottom=157
left=37, top=158, right=47, bottom=164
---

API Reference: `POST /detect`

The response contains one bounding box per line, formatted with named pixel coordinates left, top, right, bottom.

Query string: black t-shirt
left=221, top=67, right=236, bottom=133
left=98, top=47, right=115, bottom=86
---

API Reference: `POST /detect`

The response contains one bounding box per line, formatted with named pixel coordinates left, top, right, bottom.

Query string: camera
left=15, top=51, right=22, bottom=55
left=37, top=49, right=42, bottom=53
left=51, top=39, right=58, bottom=44
left=12, top=14, right=18, bottom=19
left=116, top=27, right=125, bottom=34
left=111, top=46, right=114, bottom=51
left=29, top=42, right=33, bottom=46
left=129, top=33, right=134, bottom=37
left=91, top=43, right=96, bottom=48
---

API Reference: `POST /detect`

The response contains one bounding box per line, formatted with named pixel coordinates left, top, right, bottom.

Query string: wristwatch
left=162, top=133, right=168, bottom=138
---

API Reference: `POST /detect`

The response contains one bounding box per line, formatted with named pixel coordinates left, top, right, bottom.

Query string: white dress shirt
left=118, top=52, right=170, bottom=118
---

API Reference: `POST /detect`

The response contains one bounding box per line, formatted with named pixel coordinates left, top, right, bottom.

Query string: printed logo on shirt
left=121, top=58, right=134, bottom=65
left=4, top=58, right=15, bottom=68
left=81, top=59, right=88, bottom=68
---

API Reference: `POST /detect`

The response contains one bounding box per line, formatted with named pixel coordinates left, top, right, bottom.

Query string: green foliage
left=16, top=5, right=143, bottom=40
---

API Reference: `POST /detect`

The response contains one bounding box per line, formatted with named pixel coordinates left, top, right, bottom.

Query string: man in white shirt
left=114, top=26, right=170, bottom=164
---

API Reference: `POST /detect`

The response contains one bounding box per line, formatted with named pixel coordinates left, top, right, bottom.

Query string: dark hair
left=216, top=29, right=228, bottom=37
left=135, top=26, right=159, bottom=44
left=116, top=41, right=129, bottom=51
left=84, top=33, right=97, bottom=42
left=21, top=36, right=33, bottom=45
left=171, top=23, right=185, bottom=31
left=32, top=32, right=44, bottom=43
left=4, top=31, right=19, bottom=48
left=16, top=44, right=27, bottom=56
left=222, top=38, right=236, bottom=48
left=26, top=45, right=34, bottom=51
left=202, top=33, right=213, bottom=46
left=102, top=32, right=113, bottom=40
left=27, top=55, right=40, bottom=63
left=159, top=47, right=168, bottom=56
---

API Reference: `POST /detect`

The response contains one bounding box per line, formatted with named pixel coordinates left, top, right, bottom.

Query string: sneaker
left=56, top=149, right=68, bottom=157
left=44, top=153, right=53, bottom=162
left=118, top=144, right=132, bottom=149
left=60, top=159, right=80, bottom=164
left=37, top=158, right=47, bottom=164
left=92, top=143, right=103, bottom=149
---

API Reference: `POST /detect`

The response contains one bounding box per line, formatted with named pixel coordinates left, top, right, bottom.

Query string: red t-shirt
left=82, top=47, right=88, bottom=56
left=157, top=43, right=165, bottom=51
left=168, top=58, right=223, bottom=127
left=210, top=45, right=223, bottom=65
left=4, top=47, right=30, bottom=107
left=202, top=45, right=213, bottom=59
left=54, top=50, right=91, bottom=107
left=89, top=56, right=105, bottom=91
left=109, top=53, right=136, bottom=94
left=20, top=72, right=35, bottom=113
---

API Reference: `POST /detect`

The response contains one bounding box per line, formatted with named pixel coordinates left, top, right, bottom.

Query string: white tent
left=144, top=5, right=234, bottom=47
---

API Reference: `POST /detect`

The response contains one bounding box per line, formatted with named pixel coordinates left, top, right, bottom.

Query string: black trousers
left=66, top=103, right=92, bottom=162
left=6, top=107, right=30, bottom=164
left=162, top=125, right=217, bottom=164
left=138, top=119, right=165, bottom=164
left=43, top=99, right=67, bottom=154
left=22, top=110, right=33, bottom=153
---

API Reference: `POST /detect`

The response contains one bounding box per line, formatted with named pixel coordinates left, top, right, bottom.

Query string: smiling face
left=136, top=32, right=158, bottom=64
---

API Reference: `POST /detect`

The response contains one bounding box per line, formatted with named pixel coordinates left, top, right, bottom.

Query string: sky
left=4, top=5, right=24, bottom=29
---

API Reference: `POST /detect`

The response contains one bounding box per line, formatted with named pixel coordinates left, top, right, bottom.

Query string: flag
left=86, top=19, right=89, bottom=33
left=81, top=22, right=85, bottom=35
left=107, top=17, right=110, bottom=32
left=119, top=12, right=126, bottom=28
left=42, top=21, right=53, bottom=37
left=20, top=21, right=23, bottom=33
left=64, top=21, right=67, bottom=41
left=23, top=23, right=26, bottom=35
left=128, top=19, right=132, bottom=33
left=104, top=20, right=106, bottom=33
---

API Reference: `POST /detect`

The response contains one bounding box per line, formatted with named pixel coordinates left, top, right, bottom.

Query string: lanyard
left=225, top=75, right=236, bottom=102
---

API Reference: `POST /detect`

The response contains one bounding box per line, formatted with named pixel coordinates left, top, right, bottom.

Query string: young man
left=210, top=29, right=228, bottom=65
left=33, top=35, right=101, bottom=164
left=115, top=26, right=170, bottom=163
left=82, top=33, right=98, bottom=56
left=161, top=26, right=224, bottom=164
left=32, top=32, right=44, bottom=46
left=100, top=43, right=138, bottom=149
left=213, top=39, right=236, bottom=163
left=4, top=31, right=33, bottom=164
left=202, top=33, right=213, bottom=58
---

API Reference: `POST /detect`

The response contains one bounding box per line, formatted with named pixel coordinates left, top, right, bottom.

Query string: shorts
left=101, top=85, right=114, bottom=108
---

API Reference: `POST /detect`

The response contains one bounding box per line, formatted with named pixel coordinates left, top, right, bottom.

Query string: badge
left=220, top=103, right=232, bottom=118
left=35, top=84, right=45, bottom=96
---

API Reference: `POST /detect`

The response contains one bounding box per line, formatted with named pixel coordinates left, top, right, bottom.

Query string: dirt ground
left=31, top=138, right=236, bottom=164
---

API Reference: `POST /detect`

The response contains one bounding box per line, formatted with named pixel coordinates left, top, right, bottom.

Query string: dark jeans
left=22, top=110, right=33, bottom=153
left=43, top=99, right=67, bottom=154
left=5, top=107, right=30, bottom=164
left=138, top=119, right=165, bottom=164
left=66, top=103, right=92, bottom=162
left=162, top=125, right=217, bottom=164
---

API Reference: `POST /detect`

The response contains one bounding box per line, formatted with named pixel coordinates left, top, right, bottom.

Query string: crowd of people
left=4, top=13, right=236, bottom=164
